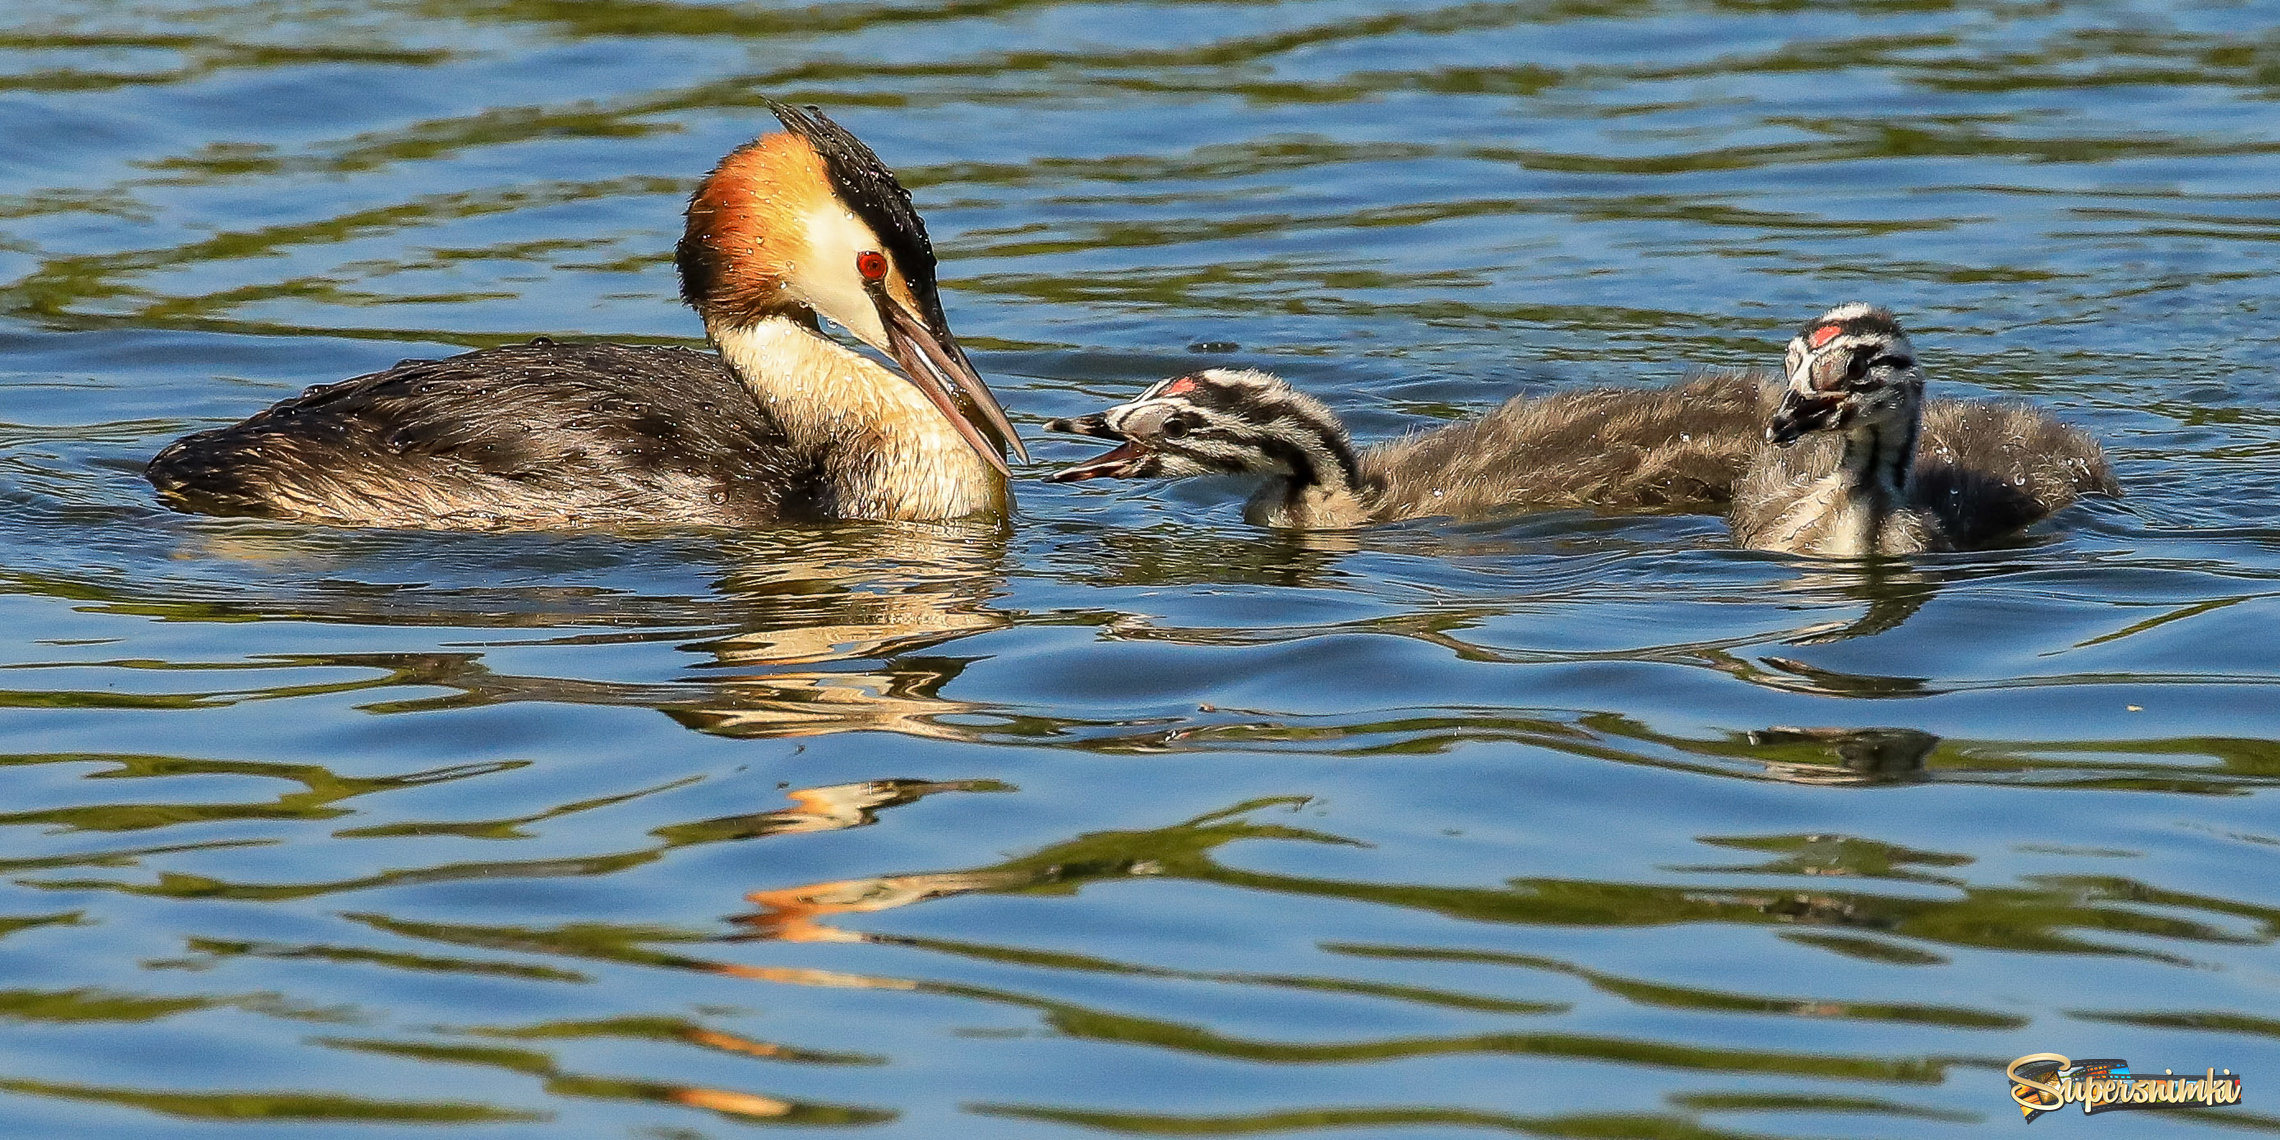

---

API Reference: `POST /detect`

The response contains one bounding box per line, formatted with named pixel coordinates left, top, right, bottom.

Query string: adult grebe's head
left=677, top=101, right=1023, bottom=474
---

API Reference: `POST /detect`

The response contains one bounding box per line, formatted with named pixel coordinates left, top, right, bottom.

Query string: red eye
left=856, top=251, right=888, bottom=281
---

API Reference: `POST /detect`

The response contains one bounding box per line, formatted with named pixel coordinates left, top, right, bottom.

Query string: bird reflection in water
left=666, top=521, right=1010, bottom=739
left=719, top=799, right=1333, bottom=950
left=650, top=777, right=1001, bottom=849
left=1699, top=566, right=1947, bottom=698
left=1775, top=562, right=1943, bottom=644
left=1055, top=523, right=1361, bottom=589
left=686, top=780, right=1009, bottom=988
left=733, top=868, right=1043, bottom=944
left=693, top=794, right=1957, bottom=1027
left=668, top=1087, right=802, bottom=1121
left=1744, top=726, right=1938, bottom=786
left=231, top=520, right=1016, bottom=740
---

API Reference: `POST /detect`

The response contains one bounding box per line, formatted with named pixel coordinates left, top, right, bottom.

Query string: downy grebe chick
left=1044, top=369, right=1774, bottom=528
left=1728, top=304, right=2118, bottom=557
left=147, top=102, right=1025, bottom=528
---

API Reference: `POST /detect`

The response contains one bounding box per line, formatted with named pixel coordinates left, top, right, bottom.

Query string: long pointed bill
left=876, top=294, right=1027, bottom=477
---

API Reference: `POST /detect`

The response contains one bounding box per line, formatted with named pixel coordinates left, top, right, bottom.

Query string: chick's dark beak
left=1767, top=388, right=1849, bottom=447
left=1044, top=412, right=1119, bottom=440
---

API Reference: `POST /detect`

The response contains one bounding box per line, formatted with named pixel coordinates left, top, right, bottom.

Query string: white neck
left=1824, top=410, right=1919, bottom=555
left=1758, top=412, right=1922, bottom=557
left=712, top=315, right=1006, bottom=521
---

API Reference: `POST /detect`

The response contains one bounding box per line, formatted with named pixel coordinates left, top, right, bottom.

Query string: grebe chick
left=1044, top=368, right=1774, bottom=528
left=1728, top=304, right=2118, bottom=557
left=148, top=102, right=1025, bottom=529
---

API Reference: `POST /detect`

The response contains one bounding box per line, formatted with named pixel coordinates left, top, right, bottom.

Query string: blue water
left=2, top=1, right=2277, bottom=1136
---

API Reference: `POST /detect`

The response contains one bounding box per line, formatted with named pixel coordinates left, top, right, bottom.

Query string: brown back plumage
left=1913, top=399, right=2121, bottom=546
left=1047, top=369, right=1784, bottom=528
left=1364, top=371, right=1778, bottom=521
left=147, top=342, right=817, bottom=528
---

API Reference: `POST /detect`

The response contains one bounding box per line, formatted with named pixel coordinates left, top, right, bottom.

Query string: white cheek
left=1113, top=406, right=1172, bottom=436
left=793, top=201, right=891, bottom=348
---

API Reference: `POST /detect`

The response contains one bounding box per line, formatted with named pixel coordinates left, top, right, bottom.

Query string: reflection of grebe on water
left=1744, top=726, right=1937, bottom=786
left=735, top=869, right=1041, bottom=944
left=668, top=520, right=1010, bottom=739
left=720, top=799, right=1339, bottom=947
left=212, top=520, right=1017, bottom=742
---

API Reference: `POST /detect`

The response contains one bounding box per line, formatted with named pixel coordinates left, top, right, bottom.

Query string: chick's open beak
left=1044, top=443, right=1150, bottom=482
left=1042, top=411, right=1150, bottom=482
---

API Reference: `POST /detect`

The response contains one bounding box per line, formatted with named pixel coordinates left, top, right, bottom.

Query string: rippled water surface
left=4, top=1, right=2279, bottom=1136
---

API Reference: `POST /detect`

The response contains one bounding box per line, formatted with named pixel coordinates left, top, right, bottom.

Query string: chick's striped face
left=1785, top=304, right=1915, bottom=396
left=1043, top=369, right=1344, bottom=483
left=1766, top=304, right=1925, bottom=445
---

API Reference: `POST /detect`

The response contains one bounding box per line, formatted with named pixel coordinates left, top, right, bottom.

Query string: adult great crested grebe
left=1043, top=369, right=1776, bottom=528
left=147, top=102, right=1025, bottom=529
left=1728, top=303, right=2118, bottom=556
